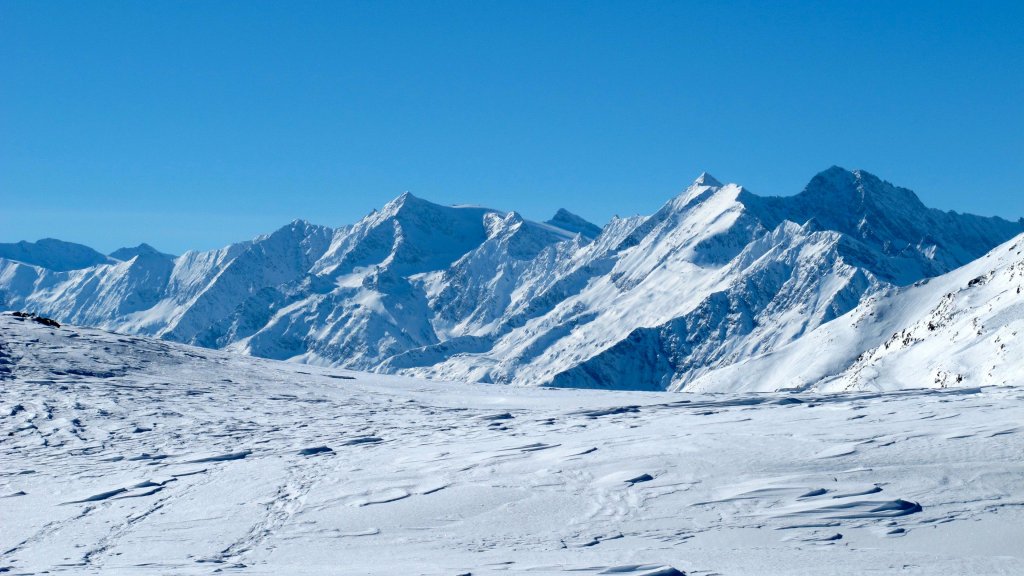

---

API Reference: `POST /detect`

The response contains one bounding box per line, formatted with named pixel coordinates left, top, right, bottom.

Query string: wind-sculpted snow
left=1, top=316, right=1022, bottom=574
left=1, top=168, right=1021, bottom=391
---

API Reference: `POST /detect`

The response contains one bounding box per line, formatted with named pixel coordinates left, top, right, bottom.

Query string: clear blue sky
left=2, top=1, right=1022, bottom=254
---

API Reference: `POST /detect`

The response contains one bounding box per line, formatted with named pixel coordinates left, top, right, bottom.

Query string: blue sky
left=2, top=1, right=1022, bottom=254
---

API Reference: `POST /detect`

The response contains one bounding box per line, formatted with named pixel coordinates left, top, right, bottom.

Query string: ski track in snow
left=1, top=317, right=1023, bottom=575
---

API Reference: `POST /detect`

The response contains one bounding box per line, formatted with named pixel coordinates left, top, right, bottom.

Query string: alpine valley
left=3, top=167, right=1023, bottom=393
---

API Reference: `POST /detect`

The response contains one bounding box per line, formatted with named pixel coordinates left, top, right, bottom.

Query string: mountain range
left=2, top=166, right=1022, bottom=392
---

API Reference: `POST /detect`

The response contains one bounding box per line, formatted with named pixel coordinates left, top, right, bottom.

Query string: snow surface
left=1, top=315, right=1022, bottom=574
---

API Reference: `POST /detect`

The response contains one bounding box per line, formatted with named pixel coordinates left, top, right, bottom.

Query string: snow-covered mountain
left=389, top=168, right=1024, bottom=391
left=0, top=194, right=581, bottom=370
left=1, top=167, right=1021, bottom=391
left=688, top=233, right=1024, bottom=392
left=0, top=238, right=113, bottom=271
left=108, top=243, right=175, bottom=262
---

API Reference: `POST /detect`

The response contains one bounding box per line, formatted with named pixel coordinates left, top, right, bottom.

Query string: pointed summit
left=378, top=191, right=448, bottom=221
left=109, top=243, right=175, bottom=261
left=381, top=190, right=415, bottom=213
left=693, top=172, right=722, bottom=188
left=545, top=209, right=602, bottom=239
left=261, top=219, right=332, bottom=244
left=672, top=171, right=733, bottom=208
left=484, top=211, right=526, bottom=239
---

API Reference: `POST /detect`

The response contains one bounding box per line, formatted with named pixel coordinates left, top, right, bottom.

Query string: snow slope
left=2, top=315, right=1022, bottom=575
left=688, top=233, right=1024, bottom=392
left=1, top=168, right=1021, bottom=392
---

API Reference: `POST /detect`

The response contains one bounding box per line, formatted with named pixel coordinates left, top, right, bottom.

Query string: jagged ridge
left=1, top=168, right=1020, bottom=392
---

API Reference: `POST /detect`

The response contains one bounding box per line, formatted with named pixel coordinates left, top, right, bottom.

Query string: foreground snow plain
left=2, top=315, right=1022, bottom=575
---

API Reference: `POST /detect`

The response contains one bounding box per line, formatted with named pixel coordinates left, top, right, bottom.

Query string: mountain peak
left=692, top=172, right=722, bottom=187
left=734, top=166, right=1024, bottom=284
left=264, top=218, right=329, bottom=239
left=379, top=191, right=441, bottom=220
left=484, top=211, right=526, bottom=238
left=109, top=243, right=174, bottom=261
left=0, top=238, right=111, bottom=271
left=800, top=166, right=864, bottom=201
left=545, top=209, right=602, bottom=239
left=393, top=190, right=425, bottom=206
left=672, top=172, right=738, bottom=209
left=800, top=167, right=926, bottom=213
left=817, top=164, right=855, bottom=180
